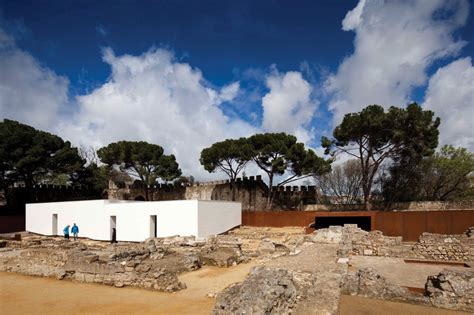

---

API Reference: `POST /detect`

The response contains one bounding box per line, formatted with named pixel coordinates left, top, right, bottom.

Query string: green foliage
left=322, top=103, right=440, bottom=209
left=0, top=119, right=84, bottom=188
left=200, top=138, right=252, bottom=181
left=97, top=141, right=181, bottom=200
left=382, top=145, right=474, bottom=202
left=249, top=132, right=331, bottom=208
left=72, top=163, right=110, bottom=197
left=201, top=133, right=331, bottom=208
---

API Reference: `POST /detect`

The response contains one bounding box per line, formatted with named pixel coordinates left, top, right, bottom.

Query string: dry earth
left=338, top=295, right=470, bottom=315
left=0, top=263, right=256, bottom=315
left=0, top=226, right=472, bottom=314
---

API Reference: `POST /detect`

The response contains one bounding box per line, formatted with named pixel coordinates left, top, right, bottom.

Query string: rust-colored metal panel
left=375, top=212, right=403, bottom=237
left=242, top=211, right=376, bottom=228
left=402, top=212, right=427, bottom=241
left=425, top=211, right=451, bottom=234
left=242, top=210, right=474, bottom=242
left=450, top=210, right=474, bottom=234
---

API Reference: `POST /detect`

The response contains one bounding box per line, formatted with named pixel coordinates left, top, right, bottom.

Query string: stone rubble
left=342, top=267, right=428, bottom=305
left=425, top=269, right=474, bottom=312
left=413, top=228, right=474, bottom=261
left=0, top=233, right=254, bottom=292
left=342, top=267, right=474, bottom=312
left=1, top=225, right=474, bottom=314
left=212, top=266, right=302, bottom=315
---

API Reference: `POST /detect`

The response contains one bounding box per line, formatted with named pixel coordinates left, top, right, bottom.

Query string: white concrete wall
left=26, top=199, right=241, bottom=241
left=105, top=200, right=199, bottom=242
left=197, top=201, right=241, bottom=237
left=26, top=200, right=107, bottom=239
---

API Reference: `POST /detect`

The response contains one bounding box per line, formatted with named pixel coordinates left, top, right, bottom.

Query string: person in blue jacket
left=63, top=225, right=70, bottom=239
left=71, top=223, right=79, bottom=241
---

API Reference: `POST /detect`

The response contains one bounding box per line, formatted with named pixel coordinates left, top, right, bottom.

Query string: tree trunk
left=362, top=178, right=372, bottom=211
left=266, top=174, right=274, bottom=210
left=144, top=186, right=149, bottom=201
left=231, top=179, right=236, bottom=202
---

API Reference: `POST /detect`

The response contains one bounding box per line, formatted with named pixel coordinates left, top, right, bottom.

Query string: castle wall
left=108, top=176, right=322, bottom=211
left=108, top=176, right=474, bottom=212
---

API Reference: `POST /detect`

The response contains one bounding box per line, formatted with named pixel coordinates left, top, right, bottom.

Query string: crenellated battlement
left=108, top=174, right=321, bottom=210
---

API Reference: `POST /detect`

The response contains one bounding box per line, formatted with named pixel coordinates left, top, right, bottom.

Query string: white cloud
left=59, top=48, right=256, bottom=179
left=217, top=81, right=240, bottom=103
left=327, top=0, right=469, bottom=124
left=0, top=33, right=69, bottom=131
left=0, top=28, right=257, bottom=180
left=423, top=57, right=474, bottom=150
left=261, top=70, right=317, bottom=143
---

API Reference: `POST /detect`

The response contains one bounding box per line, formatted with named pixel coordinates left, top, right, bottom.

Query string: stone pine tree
left=200, top=138, right=253, bottom=201
left=97, top=141, right=181, bottom=201
left=248, top=133, right=331, bottom=209
left=381, top=145, right=474, bottom=202
left=322, top=103, right=440, bottom=210
left=0, top=119, right=84, bottom=189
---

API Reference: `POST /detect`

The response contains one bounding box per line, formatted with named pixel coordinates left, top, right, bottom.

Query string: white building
left=26, top=200, right=241, bottom=242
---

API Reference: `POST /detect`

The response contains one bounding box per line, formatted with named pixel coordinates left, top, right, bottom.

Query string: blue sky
left=0, top=0, right=473, bottom=179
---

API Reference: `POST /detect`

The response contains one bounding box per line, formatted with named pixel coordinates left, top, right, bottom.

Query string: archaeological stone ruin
left=1, top=223, right=473, bottom=314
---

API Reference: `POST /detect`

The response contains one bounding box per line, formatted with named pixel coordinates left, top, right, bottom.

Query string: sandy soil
left=338, top=295, right=469, bottom=315
left=349, top=256, right=468, bottom=288
left=0, top=262, right=255, bottom=315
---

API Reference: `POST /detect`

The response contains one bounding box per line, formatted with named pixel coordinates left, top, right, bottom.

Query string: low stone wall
left=308, top=225, right=413, bottom=258
left=0, top=235, right=248, bottom=292
left=342, top=268, right=474, bottom=312
left=309, top=224, right=474, bottom=261
left=412, top=228, right=474, bottom=261
left=349, top=230, right=405, bottom=257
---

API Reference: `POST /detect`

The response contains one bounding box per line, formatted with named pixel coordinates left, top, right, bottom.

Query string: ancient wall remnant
left=412, top=228, right=474, bottom=261
left=0, top=234, right=249, bottom=292
left=108, top=175, right=322, bottom=210
left=108, top=173, right=474, bottom=212
left=426, top=269, right=474, bottom=312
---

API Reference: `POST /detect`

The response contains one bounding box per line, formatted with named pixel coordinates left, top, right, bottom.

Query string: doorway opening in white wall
left=110, top=216, right=116, bottom=241
left=150, top=215, right=157, bottom=238
left=52, top=214, right=58, bottom=235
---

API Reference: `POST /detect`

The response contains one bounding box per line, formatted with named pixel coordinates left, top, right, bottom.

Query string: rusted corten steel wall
left=242, top=211, right=376, bottom=228
left=375, top=210, right=474, bottom=241
left=242, top=210, right=474, bottom=241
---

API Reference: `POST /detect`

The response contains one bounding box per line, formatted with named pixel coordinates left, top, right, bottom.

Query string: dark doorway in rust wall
left=315, top=216, right=371, bottom=231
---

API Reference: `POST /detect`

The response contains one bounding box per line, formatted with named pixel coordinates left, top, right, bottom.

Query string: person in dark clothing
left=111, top=228, right=117, bottom=244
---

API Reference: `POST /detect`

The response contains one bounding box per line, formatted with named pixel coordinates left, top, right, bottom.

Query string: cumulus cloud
left=261, top=70, right=317, bottom=143
left=59, top=48, right=256, bottom=179
left=0, top=30, right=69, bottom=131
left=326, top=0, right=469, bottom=124
left=423, top=57, right=474, bottom=150
left=0, top=25, right=256, bottom=179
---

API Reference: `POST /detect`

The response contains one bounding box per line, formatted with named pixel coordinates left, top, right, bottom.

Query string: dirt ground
left=338, top=295, right=470, bottom=315
left=0, top=262, right=255, bottom=315
left=349, top=256, right=469, bottom=288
